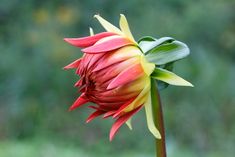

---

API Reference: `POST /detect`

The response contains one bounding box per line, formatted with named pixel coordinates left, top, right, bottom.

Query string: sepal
left=138, top=36, right=190, bottom=65
left=138, top=36, right=174, bottom=54
left=151, top=68, right=193, bottom=87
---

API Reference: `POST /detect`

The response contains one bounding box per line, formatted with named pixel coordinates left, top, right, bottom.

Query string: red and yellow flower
left=64, top=14, right=192, bottom=140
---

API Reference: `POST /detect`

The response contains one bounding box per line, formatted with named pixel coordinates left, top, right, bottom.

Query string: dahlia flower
left=64, top=14, right=192, bottom=141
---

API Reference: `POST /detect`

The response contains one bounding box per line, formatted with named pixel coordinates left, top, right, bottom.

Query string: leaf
left=151, top=68, right=193, bottom=87
left=138, top=37, right=174, bottom=54
left=145, top=40, right=190, bottom=65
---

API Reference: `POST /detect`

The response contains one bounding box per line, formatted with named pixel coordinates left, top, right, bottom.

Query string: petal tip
left=94, top=14, right=99, bottom=18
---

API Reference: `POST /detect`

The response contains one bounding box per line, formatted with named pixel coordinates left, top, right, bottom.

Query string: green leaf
left=145, top=40, right=190, bottom=65
left=138, top=37, right=174, bottom=54
left=151, top=68, right=193, bottom=87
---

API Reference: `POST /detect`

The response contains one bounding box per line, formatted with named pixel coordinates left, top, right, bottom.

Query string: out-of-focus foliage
left=0, top=0, right=235, bottom=156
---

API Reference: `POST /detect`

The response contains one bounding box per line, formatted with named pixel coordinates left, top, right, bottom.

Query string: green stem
left=151, top=78, right=167, bottom=157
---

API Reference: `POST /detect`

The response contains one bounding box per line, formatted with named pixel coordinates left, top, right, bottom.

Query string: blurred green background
left=0, top=0, right=235, bottom=156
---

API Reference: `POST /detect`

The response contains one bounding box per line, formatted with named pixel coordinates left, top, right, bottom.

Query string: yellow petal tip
left=89, top=27, right=94, bottom=36
left=94, top=14, right=99, bottom=18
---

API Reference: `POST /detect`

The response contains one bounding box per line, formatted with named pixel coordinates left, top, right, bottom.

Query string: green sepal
left=151, top=68, right=193, bottom=87
left=138, top=36, right=156, bottom=43
left=138, top=36, right=174, bottom=54
left=145, top=40, right=190, bottom=65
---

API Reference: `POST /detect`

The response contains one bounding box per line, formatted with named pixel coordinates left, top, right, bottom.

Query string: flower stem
left=151, top=78, right=167, bottom=157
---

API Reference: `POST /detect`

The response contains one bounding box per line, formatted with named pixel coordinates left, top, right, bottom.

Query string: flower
left=64, top=14, right=192, bottom=141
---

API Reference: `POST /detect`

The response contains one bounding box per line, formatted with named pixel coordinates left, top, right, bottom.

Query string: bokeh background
left=0, top=0, right=235, bottom=156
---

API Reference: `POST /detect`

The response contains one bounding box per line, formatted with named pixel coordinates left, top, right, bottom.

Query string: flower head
left=64, top=14, right=192, bottom=141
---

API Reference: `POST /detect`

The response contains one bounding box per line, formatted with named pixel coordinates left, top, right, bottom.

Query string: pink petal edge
left=82, top=37, right=133, bottom=54
left=64, top=32, right=116, bottom=48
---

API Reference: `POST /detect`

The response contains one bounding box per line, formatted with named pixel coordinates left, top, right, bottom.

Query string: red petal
left=86, top=110, right=105, bottom=123
left=74, top=79, right=83, bottom=87
left=107, top=63, right=143, bottom=90
left=112, top=98, right=135, bottom=118
left=82, top=37, right=133, bottom=54
left=103, top=111, right=116, bottom=118
left=92, top=47, right=139, bottom=72
left=109, top=105, right=142, bottom=141
left=64, top=32, right=116, bottom=48
left=93, top=58, right=139, bottom=84
left=63, top=59, right=81, bottom=70
left=69, top=94, right=89, bottom=111
left=87, top=53, right=106, bottom=70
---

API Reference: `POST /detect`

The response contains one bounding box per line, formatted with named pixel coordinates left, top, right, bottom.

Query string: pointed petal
left=69, top=94, right=89, bottom=111
left=63, top=59, right=81, bottom=70
left=87, top=53, right=106, bottom=70
left=86, top=110, right=105, bottom=123
left=109, top=105, right=142, bottom=141
left=119, top=14, right=136, bottom=43
left=94, top=58, right=140, bottom=84
left=74, top=79, right=83, bottom=87
left=94, top=15, right=123, bottom=35
left=64, top=32, right=116, bottom=48
left=113, top=98, right=135, bottom=118
left=103, top=111, right=116, bottom=118
left=92, top=46, right=140, bottom=72
left=151, top=68, right=193, bottom=87
left=82, top=37, right=132, bottom=54
left=107, top=63, right=143, bottom=90
left=144, top=93, right=161, bottom=139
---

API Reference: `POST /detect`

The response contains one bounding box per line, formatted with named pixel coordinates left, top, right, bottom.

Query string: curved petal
left=112, top=98, right=136, bottom=118
left=103, top=111, right=116, bottom=118
left=92, top=46, right=140, bottom=72
left=107, top=63, right=144, bottom=90
left=64, top=32, right=116, bottom=48
left=94, top=57, right=140, bottom=84
left=109, top=105, right=142, bottom=141
left=82, top=36, right=133, bottom=54
left=86, top=110, right=105, bottom=123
